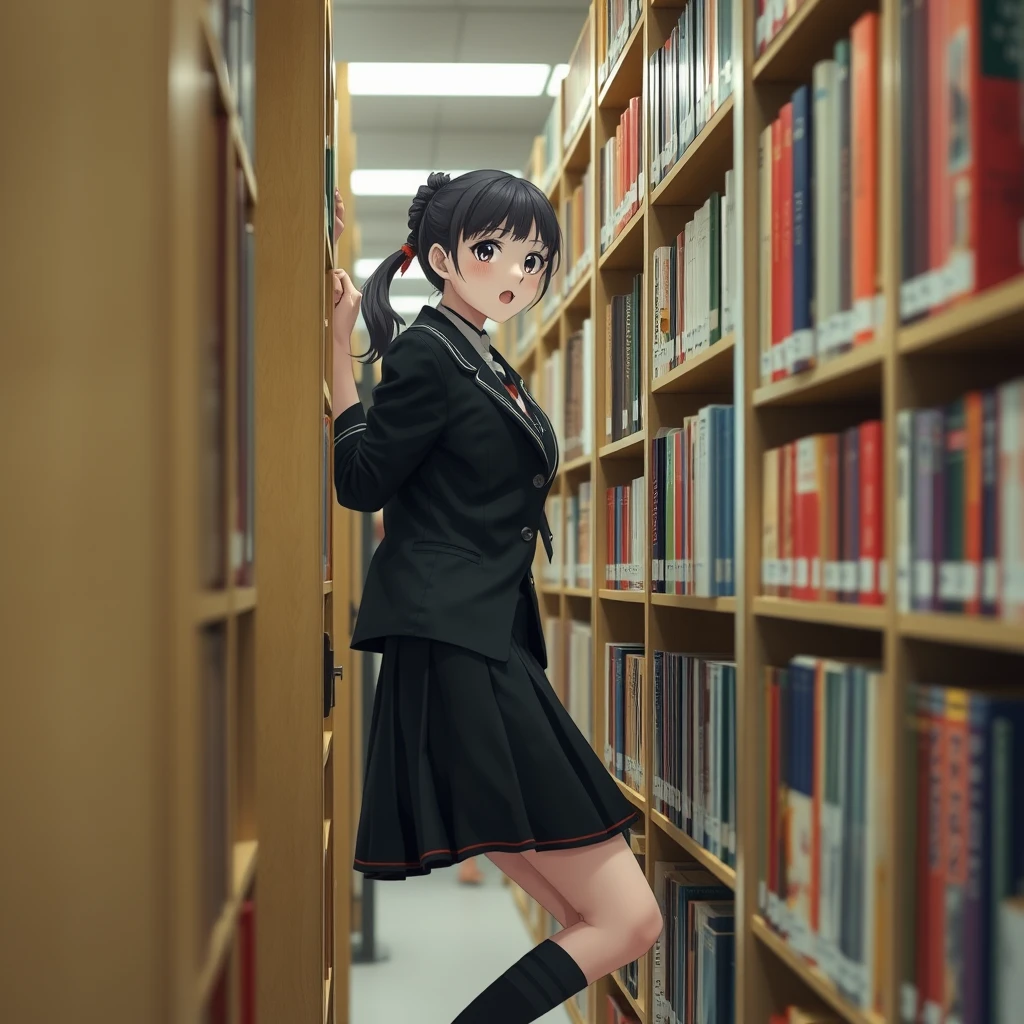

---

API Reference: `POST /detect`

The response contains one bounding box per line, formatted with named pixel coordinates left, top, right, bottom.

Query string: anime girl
left=330, top=170, right=662, bottom=1024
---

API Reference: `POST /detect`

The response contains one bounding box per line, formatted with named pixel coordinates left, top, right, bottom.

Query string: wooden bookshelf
left=255, top=0, right=343, bottom=1022
left=3, top=0, right=262, bottom=1020
left=503, top=1, right=1024, bottom=1023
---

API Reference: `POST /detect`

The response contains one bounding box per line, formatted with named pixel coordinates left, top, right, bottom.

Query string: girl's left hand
left=334, top=189, right=346, bottom=238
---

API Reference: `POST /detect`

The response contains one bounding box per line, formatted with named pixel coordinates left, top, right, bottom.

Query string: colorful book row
left=606, top=478, right=648, bottom=591
left=601, top=97, right=643, bottom=252
left=652, top=653, right=737, bottom=870
left=761, top=422, right=886, bottom=606
left=604, top=642, right=646, bottom=793
left=606, top=274, right=646, bottom=443
left=896, top=379, right=1024, bottom=622
left=652, top=405, right=735, bottom=598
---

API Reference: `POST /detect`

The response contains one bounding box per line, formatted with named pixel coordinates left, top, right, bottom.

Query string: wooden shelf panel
left=563, top=266, right=593, bottom=313
left=609, top=969, right=645, bottom=1021
left=323, top=730, right=333, bottom=767
left=651, top=95, right=734, bottom=208
left=598, top=15, right=645, bottom=110
left=613, top=774, right=646, bottom=810
left=233, top=840, right=259, bottom=898
left=752, top=342, right=883, bottom=407
left=898, top=274, right=1024, bottom=356
left=652, top=335, right=735, bottom=396
left=599, top=588, right=647, bottom=604
left=752, top=596, right=886, bottom=631
left=651, top=594, right=736, bottom=613
left=599, top=207, right=645, bottom=270
left=323, top=966, right=333, bottom=1024
left=564, top=586, right=592, bottom=599
left=899, top=612, right=1024, bottom=655
left=560, top=452, right=593, bottom=476
left=562, top=114, right=591, bottom=175
left=323, top=580, right=333, bottom=595
left=599, top=429, right=646, bottom=459
left=752, top=916, right=882, bottom=1024
left=650, top=810, right=735, bottom=889
left=752, top=0, right=880, bottom=85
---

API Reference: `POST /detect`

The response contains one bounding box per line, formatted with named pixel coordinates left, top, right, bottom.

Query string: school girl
left=331, top=170, right=662, bottom=1024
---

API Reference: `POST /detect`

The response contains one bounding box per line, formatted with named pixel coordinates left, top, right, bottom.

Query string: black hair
left=359, top=169, right=562, bottom=363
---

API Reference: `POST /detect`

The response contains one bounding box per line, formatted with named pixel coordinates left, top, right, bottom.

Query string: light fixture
left=350, top=169, right=522, bottom=197
left=348, top=62, right=552, bottom=98
left=547, top=64, right=570, bottom=98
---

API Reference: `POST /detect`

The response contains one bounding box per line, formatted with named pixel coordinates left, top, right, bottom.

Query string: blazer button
left=521, top=527, right=534, bottom=542
left=532, top=473, right=545, bottom=488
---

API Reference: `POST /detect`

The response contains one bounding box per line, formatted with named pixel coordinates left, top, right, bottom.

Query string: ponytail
left=357, top=248, right=411, bottom=363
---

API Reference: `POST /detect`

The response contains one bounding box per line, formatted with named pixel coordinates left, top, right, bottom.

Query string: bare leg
left=485, top=850, right=583, bottom=929
left=522, top=834, right=662, bottom=985
left=458, top=856, right=484, bottom=885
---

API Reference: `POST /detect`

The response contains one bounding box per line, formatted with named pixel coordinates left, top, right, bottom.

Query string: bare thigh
left=485, top=851, right=583, bottom=929
left=521, top=834, right=663, bottom=984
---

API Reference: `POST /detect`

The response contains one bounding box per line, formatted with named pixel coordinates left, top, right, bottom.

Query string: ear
left=428, top=243, right=453, bottom=281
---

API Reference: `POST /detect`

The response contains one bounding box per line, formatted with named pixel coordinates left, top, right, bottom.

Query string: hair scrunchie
left=399, top=242, right=416, bottom=276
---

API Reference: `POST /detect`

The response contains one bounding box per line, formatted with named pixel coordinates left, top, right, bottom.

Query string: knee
left=622, top=891, right=663, bottom=960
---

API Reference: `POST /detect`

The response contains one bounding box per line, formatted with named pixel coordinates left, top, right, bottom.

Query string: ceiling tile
left=351, top=96, right=443, bottom=133
left=457, top=10, right=589, bottom=63
left=436, top=95, right=551, bottom=132
left=333, top=8, right=460, bottom=61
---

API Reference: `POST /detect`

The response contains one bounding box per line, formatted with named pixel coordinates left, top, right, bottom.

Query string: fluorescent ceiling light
left=351, top=169, right=522, bottom=197
left=547, top=64, right=570, bottom=98
left=349, top=62, right=552, bottom=98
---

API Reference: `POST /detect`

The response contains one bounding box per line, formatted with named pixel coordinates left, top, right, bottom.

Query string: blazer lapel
left=415, top=310, right=556, bottom=484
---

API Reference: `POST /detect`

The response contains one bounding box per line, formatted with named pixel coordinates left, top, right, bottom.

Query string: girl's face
left=431, top=221, right=551, bottom=324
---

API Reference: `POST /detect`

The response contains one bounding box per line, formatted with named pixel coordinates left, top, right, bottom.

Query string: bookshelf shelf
left=561, top=452, right=593, bottom=476
left=599, top=429, right=645, bottom=459
left=564, top=586, right=592, bottom=599
left=751, top=341, right=884, bottom=408
left=650, top=94, right=734, bottom=208
left=324, top=967, right=333, bottom=1024
left=564, top=266, right=593, bottom=312
left=651, top=334, right=735, bottom=395
left=751, top=0, right=880, bottom=85
left=541, top=310, right=561, bottom=344
left=233, top=120, right=258, bottom=205
left=323, top=730, right=332, bottom=766
left=236, top=586, right=257, bottom=613
left=323, top=378, right=331, bottom=406
left=610, top=971, right=645, bottom=1021
left=323, top=580, right=333, bottom=595
left=613, top=775, right=647, bottom=811
left=325, top=225, right=333, bottom=271
left=565, top=996, right=586, bottom=1024
left=599, top=587, right=646, bottom=604
left=898, top=612, right=1024, bottom=655
left=751, top=917, right=882, bottom=1024
left=650, top=594, right=736, bottom=613
left=201, top=8, right=236, bottom=115
left=562, top=115, right=592, bottom=175
left=233, top=839, right=259, bottom=898
left=597, top=14, right=645, bottom=110
left=650, top=809, right=736, bottom=889
left=897, top=274, right=1024, bottom=356
left=199, top=901, right=238, bottom=1004
left=752, top=596, right=887, bottom=631
left=196, top=589, right=232, bottom=624
left=599, top=207, right=645, bottom=270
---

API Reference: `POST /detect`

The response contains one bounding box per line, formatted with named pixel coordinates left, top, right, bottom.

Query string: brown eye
left=524, top=253, right=546, bottom=275
left=472, top=242, right=497, bottom=262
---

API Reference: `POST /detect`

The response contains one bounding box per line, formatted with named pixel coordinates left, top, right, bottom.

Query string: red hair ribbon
left=399, top=243, right=416, bottom=276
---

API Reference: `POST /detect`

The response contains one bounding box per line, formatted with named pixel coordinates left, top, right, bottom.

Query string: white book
left=722, top=168, right=735, bottom=336
left=1000, top=379, right=1023, bottom=620
left=581, top=318, right=594, bottom=456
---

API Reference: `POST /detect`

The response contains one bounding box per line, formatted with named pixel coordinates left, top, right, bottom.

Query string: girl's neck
left=440, top=286, right=486, bottom=330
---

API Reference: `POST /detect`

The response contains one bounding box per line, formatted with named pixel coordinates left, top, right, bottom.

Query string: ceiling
left=333, top=0, right=590, bottom=297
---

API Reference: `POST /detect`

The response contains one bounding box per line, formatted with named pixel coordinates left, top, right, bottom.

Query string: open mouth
left=499, top=290, right=515, bottom=304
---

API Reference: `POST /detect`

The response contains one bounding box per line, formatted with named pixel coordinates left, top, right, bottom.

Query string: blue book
left=791, top=84, right=814, bottom=373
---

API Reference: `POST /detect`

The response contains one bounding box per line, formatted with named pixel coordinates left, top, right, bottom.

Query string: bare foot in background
left=457, top=857, right=484, bottom=885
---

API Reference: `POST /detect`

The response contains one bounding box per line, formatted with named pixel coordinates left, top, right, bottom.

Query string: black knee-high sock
left=451, top=938, right=588, bottom=1024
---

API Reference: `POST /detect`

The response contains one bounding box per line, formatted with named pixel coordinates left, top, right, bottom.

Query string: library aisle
left=351, top=863, right=569, bottom=1024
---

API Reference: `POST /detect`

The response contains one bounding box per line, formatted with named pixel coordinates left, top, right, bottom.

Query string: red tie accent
left=504, top=380, right=520, bottom=402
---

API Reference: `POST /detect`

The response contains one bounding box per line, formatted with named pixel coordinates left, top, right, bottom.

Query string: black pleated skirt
left=352, top=580, right=640, bottom=880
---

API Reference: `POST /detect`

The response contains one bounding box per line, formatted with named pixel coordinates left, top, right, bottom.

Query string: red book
left=771, top=117, right=785, bottom=382
left=946, top=0, right=1024, bottom=301
left=793, top=436, right=822, bottom=601
left=779, top=442, right=795, bottom=598
left=780, top=103, right=795, bottom=373
left=675, top=428, right=684, bottom=595
left=239, top=900, right=256, bottom=1024
left=859, top=420, right=883, bottom=605
left=924, top=686, right=947, bottom=1024
left=823, top=434, right=840, bottom=602
left=851, top=12, right=880, bottom=343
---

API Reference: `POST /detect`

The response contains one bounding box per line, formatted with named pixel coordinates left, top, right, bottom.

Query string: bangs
left=451, top=173, right=561, bottom=262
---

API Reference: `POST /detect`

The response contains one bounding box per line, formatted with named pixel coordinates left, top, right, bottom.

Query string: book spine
left=981, top=388, right=999, bottom=616
left=859, top=420, right=884, bottom=606
left=791, top=84, right=815, bottom=373
left=851, top=13, right=880, bottom=344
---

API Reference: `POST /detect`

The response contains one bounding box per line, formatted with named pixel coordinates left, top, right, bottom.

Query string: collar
left=436, top=303, right=491, bottom=361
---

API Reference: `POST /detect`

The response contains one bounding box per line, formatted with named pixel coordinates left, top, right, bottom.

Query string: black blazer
left=333, top=305, right=559, bottom=667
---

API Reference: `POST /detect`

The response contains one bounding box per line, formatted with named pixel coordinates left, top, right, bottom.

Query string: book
left=604, top=642, right=646, bottom=791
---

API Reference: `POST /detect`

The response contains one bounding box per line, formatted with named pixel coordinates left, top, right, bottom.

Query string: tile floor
left=349, top=857, right=570, bottom=1024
